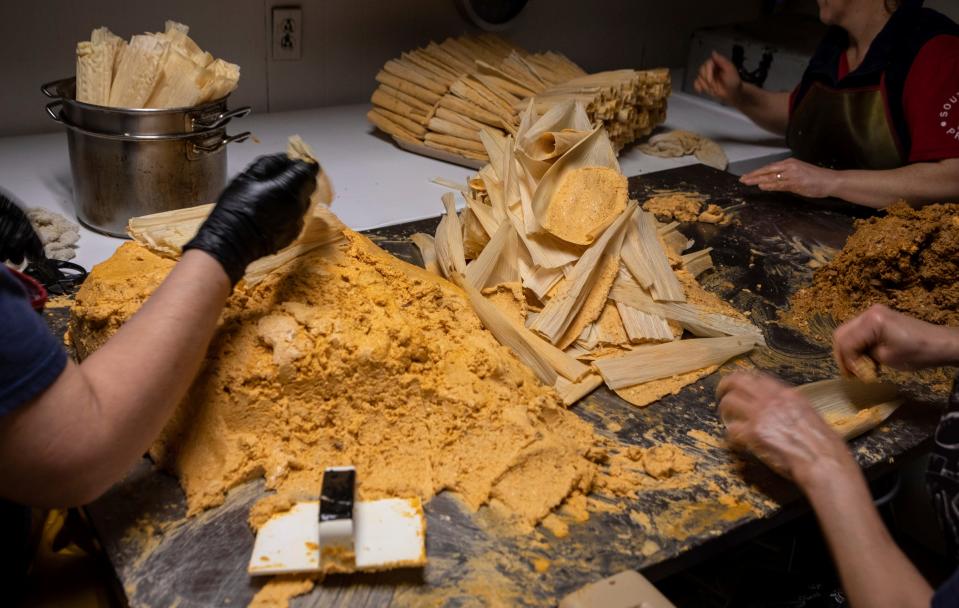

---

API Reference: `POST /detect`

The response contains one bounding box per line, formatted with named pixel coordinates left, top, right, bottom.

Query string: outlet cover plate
left=272, top=6, right=302, bottom=61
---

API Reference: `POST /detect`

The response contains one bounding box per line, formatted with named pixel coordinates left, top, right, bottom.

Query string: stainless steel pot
left=41, top=78, right=251, bottom=237
left=41, top=77, right=250, bottom=135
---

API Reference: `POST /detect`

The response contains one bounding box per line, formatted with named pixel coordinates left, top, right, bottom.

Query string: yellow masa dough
left=545, top=166, right=627, bottom=245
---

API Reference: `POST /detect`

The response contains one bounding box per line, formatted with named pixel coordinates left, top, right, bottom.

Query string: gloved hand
left=0, top=192, right=44, bottom=266
left=184, top=154, right=319, bottom=285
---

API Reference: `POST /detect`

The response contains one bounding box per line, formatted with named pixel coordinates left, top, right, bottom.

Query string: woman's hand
left=740, top=157, right=840, bottom=198
left=717, top=371, right=859, bottom=492
left=694, top=51, right=744, bottom=106
left=834, top=304, right=959, bottom=373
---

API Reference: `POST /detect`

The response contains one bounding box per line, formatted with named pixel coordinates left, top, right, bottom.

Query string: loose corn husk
left=797, top=378, right=901, bottom=440
left=434, top=192, right=468, bottom=280
left=554, top=373, right=604, bottom=406
left=682, top=248, right=714, bottom=278
left=529, top=202, right=634, bottom=345
left=594, top=336, right=758, bottom=390
left=609, top=277, right=763, bottom=343
left=410, top=233, right=440, bottom=276
left=461, top=206, right=491, bottom=259
left=461, top=280, right=589, bottom=385
left=465, top=222, right=521, bottom=289
left=615, top=300, right=673, bottom=343
left=633, top=209, right=685, bottom=302
left=76, top=28, right=124, bottom=106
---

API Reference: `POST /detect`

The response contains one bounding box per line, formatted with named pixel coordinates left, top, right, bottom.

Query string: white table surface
left=0, top=91, right=787, bottom=271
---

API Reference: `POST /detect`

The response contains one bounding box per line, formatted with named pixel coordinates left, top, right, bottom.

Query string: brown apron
left=787, top=81, right=904, bottom=171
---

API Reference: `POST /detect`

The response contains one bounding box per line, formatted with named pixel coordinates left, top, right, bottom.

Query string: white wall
left=0, top=0, right=767, bottom=136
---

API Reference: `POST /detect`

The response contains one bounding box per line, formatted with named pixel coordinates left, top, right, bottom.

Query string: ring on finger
left=776, top=172, right=783, bottom=181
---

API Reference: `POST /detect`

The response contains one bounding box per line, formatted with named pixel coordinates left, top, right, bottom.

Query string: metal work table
left=65, top=164, right=942, bottom=607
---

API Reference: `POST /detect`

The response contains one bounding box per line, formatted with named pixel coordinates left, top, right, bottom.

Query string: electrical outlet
left=272, top=6, right=302, bottom=61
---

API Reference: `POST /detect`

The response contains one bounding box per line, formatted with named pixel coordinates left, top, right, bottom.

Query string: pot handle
left=191, top=131, right=251, bottom=155
left=40, top=78, right=73, bottom=99
left=192, top=106, right=252, bottom=131
left=45, top=101, right=64, bottom=123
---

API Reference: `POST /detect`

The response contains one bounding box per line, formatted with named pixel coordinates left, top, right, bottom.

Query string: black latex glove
left=0, top=192, right=43, bottom=266
left=184, top=154, right=319, bottom=285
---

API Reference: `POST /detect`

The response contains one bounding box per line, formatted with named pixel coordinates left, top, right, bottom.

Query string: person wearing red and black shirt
left=694, top=0, right=959, bottom=208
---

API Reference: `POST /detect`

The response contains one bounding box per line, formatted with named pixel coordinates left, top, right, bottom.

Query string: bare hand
left=717, top=371, right=857, bottom=491
left=740, top=157, right=839, bottom=198
left=693, top=51, right=744, bottom=106
left=834, top=304, right=959, bottom=373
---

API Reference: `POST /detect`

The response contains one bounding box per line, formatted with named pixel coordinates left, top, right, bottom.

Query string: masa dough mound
left=70, top=232, right=598, bottom=526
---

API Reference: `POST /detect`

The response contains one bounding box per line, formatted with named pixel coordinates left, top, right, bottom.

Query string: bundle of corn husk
left=415, top=101, right=764, bottom=406
left=367, top=34, right=669, bottom=167
left=75, top=21, right=240, bottom=109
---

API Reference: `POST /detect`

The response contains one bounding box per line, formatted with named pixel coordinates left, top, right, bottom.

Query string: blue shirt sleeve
left=934, top=568, right=959, bottom=608
left=0, top=268, right=67, bottom=415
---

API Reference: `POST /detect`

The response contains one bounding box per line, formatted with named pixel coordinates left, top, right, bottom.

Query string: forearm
left=733, top=85, right=790, bottom=136
left=0, top=250, right=231, bottom=506
left=830, top=159, right=959, bottom=208
left=803, top=463, right=932, bottom=608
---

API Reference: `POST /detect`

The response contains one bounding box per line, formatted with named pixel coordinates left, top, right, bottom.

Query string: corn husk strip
left=425, top=133, right=486, bottom=154
left=403, top=51, right=458, bottom=85
left=76, top=28, right=124, bottom=105
left=127, top=203, right=209, bottom=257
left=427, top=116, right=482, bottom=141
left=461, top=207, right=490, bottom=259
left=609, top=278, right=763, bottom=343
left=431, top=177, right=470, bottom=195
left=422, top=138, right=489, bottom=162
left=595, top=336, right=757, bottom=390
left=145, top=46, right=210, bottom=108
left=620, top=223, right=655, bottom=290
left=522, top=264, right=565, bottom=301
left=659, top=221, right=692, bottom=259
left=615, top=301, right=673, bottom=343
left=435, top=107, right=484, bottom=131
left=450, top=79, right=515, bottom=124
left=467, top=199, right=499, bottom=237
left=461, top=281, right=589, bottom=385
left=682, top=248, right=714, bottom=278
left=573, top=323, right=600, bottom=351
left=375, top=84, right=434, bottom=115
left=375, top=70, right=442, bottom=105
left=595, top=302, right=630, bottom=346
left=371, top=107, right=428, bottom=138
left=507, top=205, right=584, bottom=269
left=475, top=61, right=539, bottom=97
left=438, top=95, right=503, bottom=128
left=410, top=233, right=440, bottom=276
left=383, top=60, right=448, bottom=95
left=244, top=203, right=346, bottom=285
left=465, top=222, right=519, bottom=289
left=109, top=34, right=169, bottom=108
left=365, top=109, right=421, bottom=142
left=372, top=88, right=431, bottom=123
left=518, top=100, right=592, bottom=151
left=434, top=192, right=468, bottom=280
left=797, top=379, right=902, bottom=440
left=635, top=209, right=685, bottom=302
left=529, top=203, right=635, bottom=344
left=554, top=373, right=604, bottom=406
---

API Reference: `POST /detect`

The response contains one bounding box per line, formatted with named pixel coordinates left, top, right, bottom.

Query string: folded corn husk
left=798, top=378, right=902, bottom=440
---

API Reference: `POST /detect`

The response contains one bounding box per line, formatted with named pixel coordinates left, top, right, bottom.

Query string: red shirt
left=792, top=34, right=959, bottom=164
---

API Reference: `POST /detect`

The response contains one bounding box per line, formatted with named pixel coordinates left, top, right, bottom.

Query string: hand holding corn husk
left=76, top=21, right=240, bottom=109
left=418, top=101, right=763, bottom=406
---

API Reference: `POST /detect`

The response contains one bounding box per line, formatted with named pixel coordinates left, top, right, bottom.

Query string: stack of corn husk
left=75, top=21, right=240, bottom=109
left=367, top=34, right=669, bottom=167
left=414, top=101, right=764, bottom=406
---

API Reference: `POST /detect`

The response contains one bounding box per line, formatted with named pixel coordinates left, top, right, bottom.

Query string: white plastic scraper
left=247, top=466, right=426, bottom=576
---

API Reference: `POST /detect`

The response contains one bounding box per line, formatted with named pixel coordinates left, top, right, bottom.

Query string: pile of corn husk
left=368, top=34, right=669, bottom=167
left=75, top=21, right=239, bottom=109
left=415, top=101, right=764, bottom=406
